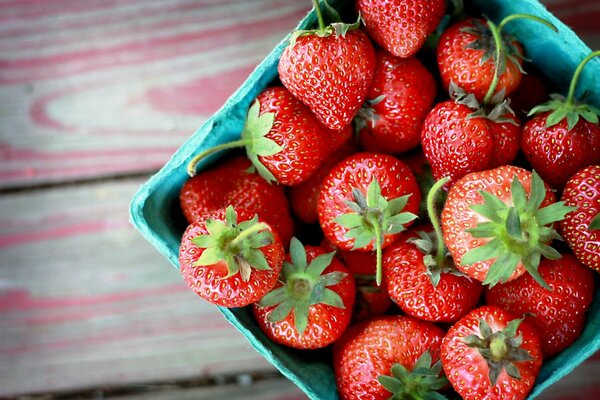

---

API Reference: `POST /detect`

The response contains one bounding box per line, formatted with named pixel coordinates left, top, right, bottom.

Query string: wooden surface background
left=1, top=0, right=599, bottom=398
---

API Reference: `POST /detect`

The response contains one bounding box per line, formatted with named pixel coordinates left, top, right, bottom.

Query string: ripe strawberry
left=318, top=152, right=421, bottom=285
left=521, top=51, right=600, bottom=189
left=278, top=3, right=375, bottom=131
left=180, top=155, right=294, bottom=245
left=441, top=166, right=575, bottom=287
left=252, top=238, right=355, bottom=349
left=187, top=86, right=351, bottom=186
left=179, top=206, right=284, bottom=307
left=441, top=306, right=542, bottom=400
left=486, top=254, right=595, bottom=358
left=333, top=315, right=446, bottom=400
left=421, top=83, right=521, bottom=188
left=357, top=0, right=445, bottom=58
left=356, top=51, right=437, bottom=154
left=437, top=16, right=556, bottom=103
left=559, top=165, right=600, bottom=271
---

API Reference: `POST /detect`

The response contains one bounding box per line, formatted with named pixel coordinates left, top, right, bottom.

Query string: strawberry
left=318, top=152, right=420, bottom=285
left=521, top=51, right=600, bottom=189
left=187, top=86, right=350, bottom=186
left=421, top=83, right=521, bottom=188
left=180, top=155, right=294, bottom=245
left=357, top=0, right=445, bottom=58
left=559, top=165, right=600, bottom=271
left=441, top=306, right=542, bottom=400
left=179, top=206, right=284, bottom=307
left=356, top=51, right=437, bottom=154
left=252, top=238, right=355, bottom=349
left=486, top=254, right=595, bottom=358
left=437, top=16, right=556, bottom=103
left=278, top=2, right=375, bottom=131
left=441, top=166, right=575, bottom=287
left=383, top=178, right=483, bottom=323
left=333, top=315, right=447, bottom=400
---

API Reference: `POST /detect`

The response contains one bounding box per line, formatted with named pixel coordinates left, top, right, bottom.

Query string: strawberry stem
left=565, top=50, right=600, bottom=107
left=428, top=177, right=451, bottom=266
left=228, top=222, right=270, bottom=250
left=496, top=14, right=557, bottom=34
left=187, top=139, right=253, bottom=176
left=371, top=217, right=384, bottom=286
left=312, top=0, right=326, bottom=31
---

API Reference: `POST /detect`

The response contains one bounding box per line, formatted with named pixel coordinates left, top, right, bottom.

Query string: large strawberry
left=357, top=0, right=445, bottom=58
left=333, top=315, right=447, bottom=400
left=486, top=254, right=595, bottom=358
left=421, top=83, right=521, bottom=188
left=437, top=15, right=556, bottom=103
left=180, top=155, right=294, bottom=245
left=179, top=206, right=284, bottom=307
left=383, top=178, right=483, bottom=322
left=252, top=238, right=355, bottom=349
left=560, top=165, right=600, bottom=271
left=441, top=166, right=575, bottom=287
left=356, top=51, right=437, bottom=154
left=318, top=152, right=421, bottom=285
left=441, top=306, right=542, bottom=400
left=278, top=1, right=375, bottom=131
left=187, top=86, right=351, bottom=186
left=521, top=51, right=600, bottom=189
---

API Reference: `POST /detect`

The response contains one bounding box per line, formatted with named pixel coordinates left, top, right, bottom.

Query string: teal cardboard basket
left=130, top=1, right=600, bottom=399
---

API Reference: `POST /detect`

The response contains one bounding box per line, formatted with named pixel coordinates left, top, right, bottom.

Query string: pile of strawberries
left=177, top=0, right=600, bottom=399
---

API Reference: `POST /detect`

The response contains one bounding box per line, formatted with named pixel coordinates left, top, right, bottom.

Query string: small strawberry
left=383, top=178, right=483, bottom=322
left=441, top=306, right=542, bottom=400
left=522, top=51, right=600, bottom=189
left=357, top=0, right=446, bottom=58
left=252, top=238, right=355, bottom=349
left=179, top=206, right=284, bottom=307
left=318, top=152, right=421, bottom=285
left=278, top=1, right=375, bottom=130
left=180, top=155, right=294, bottom=245
left=486, top=254, right=595, bottom=358
left=421, top=83, right=521, bottom=188
left=441, top=166, right=575, bottom=287
left=333, top=315, right=447, bottom=400
left=437, top=15, right=556, bottom=103
left=559, top=165, right=600, bottom=271
left=356, top=51, right=437, bottom=154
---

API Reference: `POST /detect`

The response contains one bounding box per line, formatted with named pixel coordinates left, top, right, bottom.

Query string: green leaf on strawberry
left=590, top=212, right=600, bottom=230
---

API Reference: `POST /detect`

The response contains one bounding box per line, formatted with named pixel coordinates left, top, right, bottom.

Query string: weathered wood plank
left=0, top=177, right=275, bottom=396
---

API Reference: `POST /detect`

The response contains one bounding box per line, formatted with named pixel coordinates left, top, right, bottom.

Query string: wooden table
left=1, top=1, right=598, bottom=398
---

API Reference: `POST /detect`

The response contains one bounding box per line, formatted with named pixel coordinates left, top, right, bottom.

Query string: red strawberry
left=180, top=155, right=294, bottom=245
left=560, top=165, right=600, bottom=271
left=441, top=306, right=542, bottom=400
left=252, top=238, right=355, bottom=349
left=521, top=52, right=600, bottom=189
left=318, top=152, right=421, bottom=285
left=421, top=84, right=521, bottom=188
left=486, top=254, right=595, bottom=357
left=278, top=4, right=375, bottom=131
left=357, top=0, right=445, bottom=58
left=437, top=16, right=555, bottom=103
left=333, top=315, right=446, bottom=400
left=187, top=86, right=350, bottom=186
left=356, top=51, right=437, bottom=154
left=179, top=206, right=284, bottom=307
left=441, top=166, right=575, bottom=287
left=289, top=140, right=357, bottom=224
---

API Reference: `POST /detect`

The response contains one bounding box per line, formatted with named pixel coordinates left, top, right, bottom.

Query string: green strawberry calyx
left=187, top=99, right=282, bottom=183
left=377, top=351, right=449, bottom=400
left=590, top=212, right=600, bottom=230
left=257, top=237, right=347, bottom=336
left=192, top=206, right=275, bottom=282
left=528, top=50, right=600, bottom=130
left=460, top=171, right=576, bottom=288
left=288, top=0, right=360, bottom=47
left=449, top=81, right=518, bottom=125
left=463, top=317, right=533, bottom=387
left=354, top=95, right=385, bottom=133
left=335, top=179, right=417, bottom=286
